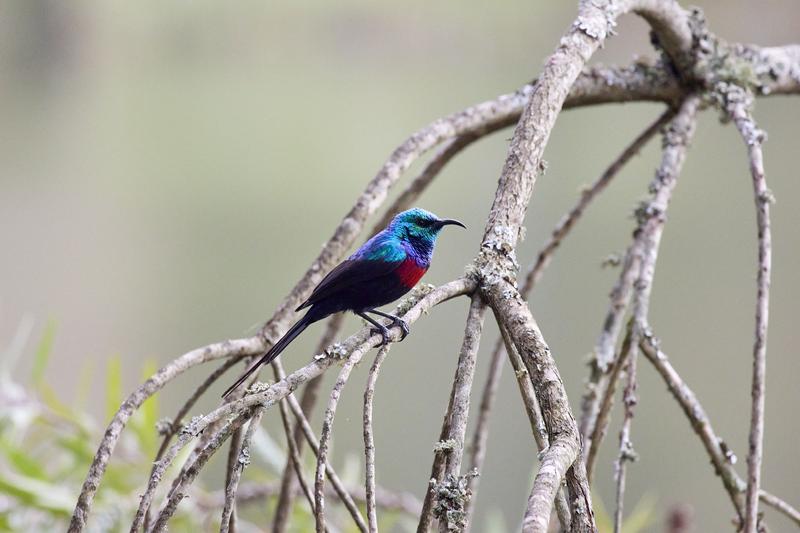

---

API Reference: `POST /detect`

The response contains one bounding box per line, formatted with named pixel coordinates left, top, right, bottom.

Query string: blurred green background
left=1, top=1, right=799, bottom=531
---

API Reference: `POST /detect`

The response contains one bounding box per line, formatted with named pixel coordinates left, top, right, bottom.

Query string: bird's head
left=389, top=208, right=465, bottom=245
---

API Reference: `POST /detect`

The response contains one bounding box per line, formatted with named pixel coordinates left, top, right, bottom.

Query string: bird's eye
left=418, top=218, right=433, bottom=227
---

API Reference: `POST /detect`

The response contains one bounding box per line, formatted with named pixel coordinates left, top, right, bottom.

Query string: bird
left=222, top=207, right=465, bottom=398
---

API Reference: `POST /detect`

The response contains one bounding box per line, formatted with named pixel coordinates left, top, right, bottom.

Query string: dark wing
left=296, top=258, right=402, bottom=311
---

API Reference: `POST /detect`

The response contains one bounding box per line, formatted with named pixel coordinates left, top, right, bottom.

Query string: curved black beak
left=438, top=218, right=466, bottom=229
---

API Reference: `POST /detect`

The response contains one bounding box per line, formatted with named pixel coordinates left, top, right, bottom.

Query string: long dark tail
left=222, top=314, right=313, bottom=398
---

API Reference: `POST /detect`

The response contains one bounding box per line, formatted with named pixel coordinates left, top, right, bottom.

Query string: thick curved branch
left=498, top=322, right=571, bottom=531
left=475, top=0, right=650, bottom=529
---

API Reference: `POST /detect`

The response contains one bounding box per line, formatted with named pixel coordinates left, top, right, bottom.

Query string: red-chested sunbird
left=222, top=207, right=465, bottom=398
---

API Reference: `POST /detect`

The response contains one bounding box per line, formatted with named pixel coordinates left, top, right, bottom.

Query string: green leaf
left=31, top=320, right=57, bottom=388
left=0, top=470, right=72, bottom=516
left=0, top=440, right=48, bottom=480
left=0, top=511, right=12, bottom=531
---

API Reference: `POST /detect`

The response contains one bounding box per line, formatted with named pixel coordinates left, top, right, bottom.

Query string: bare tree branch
left=723, top=83, right=772, bottom=533
left=278, top=395, right=325, bottom=530
left=523, top=109, right=674, bottom=293
left=220, top=408, right=264, bottom=533
left=200, top=481, right=424, bottom=517
left=416, top=394, right=454, bottom=533
left=363, top=345, right=391, bottom=533
left=65, top=1, right=800, bottom=531
left=272, top=313, right=344, bottom=533
left=610, top=96, right=700, bottom=529
left=130, top=280, right=472, bottom=532
left=435, top=296, right=486, bottom=533
left=275, top=359, right=365, bottom=533
left=462, top=329, right=505, bottom=531
left=639, top=334, right=800, bottom=527
left=497, top=321, right=571, bottom=531
left=585, top=96, right=699, bottom=482
left=151, top=409, right=254, bottom=532
left=313, top=351, right=371, bottom=533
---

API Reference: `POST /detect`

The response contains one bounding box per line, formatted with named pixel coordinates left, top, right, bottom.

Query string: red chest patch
left=396, top=258, right=428, bottom=288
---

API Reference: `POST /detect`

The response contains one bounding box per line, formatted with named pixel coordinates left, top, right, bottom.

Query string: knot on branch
left=718, top=439, right=738, bottom=466
left=321, top=342, right=349, bottom=360
left=475, top=225, right=523, bottom=299
left=573, top=0, right=618, bottom=41
left=619, top=439, right=639, bottom=463
left=180, top=415, right=205, bottom=438
left=758, top=189, right=776, bottom=205
left=156, top=418, right=173, bottom=436
left=431, top=470, right=478, bottom=531
left=433, top=439, right=458, bottom=454
left=237, top=444, right=251, bottom=468
left=733, top=43, right=800, bottom=96
left=633, top=201, right=664, bottom=228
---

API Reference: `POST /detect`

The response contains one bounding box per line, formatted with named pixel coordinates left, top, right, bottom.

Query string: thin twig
left=272, top=313, right=345, bottom=533
left=725, top=84, right=772, bottom=533
left=221, top=426, right=244, bottom=533
left=151, top=409, right=254, bottom=532
left=639, top=333, right=800, bottom=527
left=436, top=296, right=486, bottom=533
left=220, top=408, right=264, bottom=533
left=612, top=99, right=698, bottom=530
left=142, top=357, right=240, bottom=531
left=274, top=359, right=363, bottom=532
left=585, top=96, right=700, bottom=482
left=416, top=389, right=455, bottom=533
left=462, top=331, right=505, bottom=531
left=314, top=354, right=371, bottom=533
left=199, top=481, right=423, bottom=517
left=363, top=345, right=391, bottom=533
left=521, top=109, right=675, bottom=294
left=278, top=396, right=324, bottom=528
left=612, top=321, right=638, bottom=533
left=129, top=341, right=264, bottom=533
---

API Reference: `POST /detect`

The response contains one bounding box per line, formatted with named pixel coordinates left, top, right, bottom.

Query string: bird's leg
left=364, top=309, right=410, bottom=341
left=356, top=312, right=393, bottom=346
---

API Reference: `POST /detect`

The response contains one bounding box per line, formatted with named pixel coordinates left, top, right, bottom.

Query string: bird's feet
left=370, top=324, right=393, bottom=347
left=388, top=317, right=410, bottom=341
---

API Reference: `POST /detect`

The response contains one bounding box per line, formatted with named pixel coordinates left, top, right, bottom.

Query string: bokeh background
left=1, top=1, right=798, bottom=531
